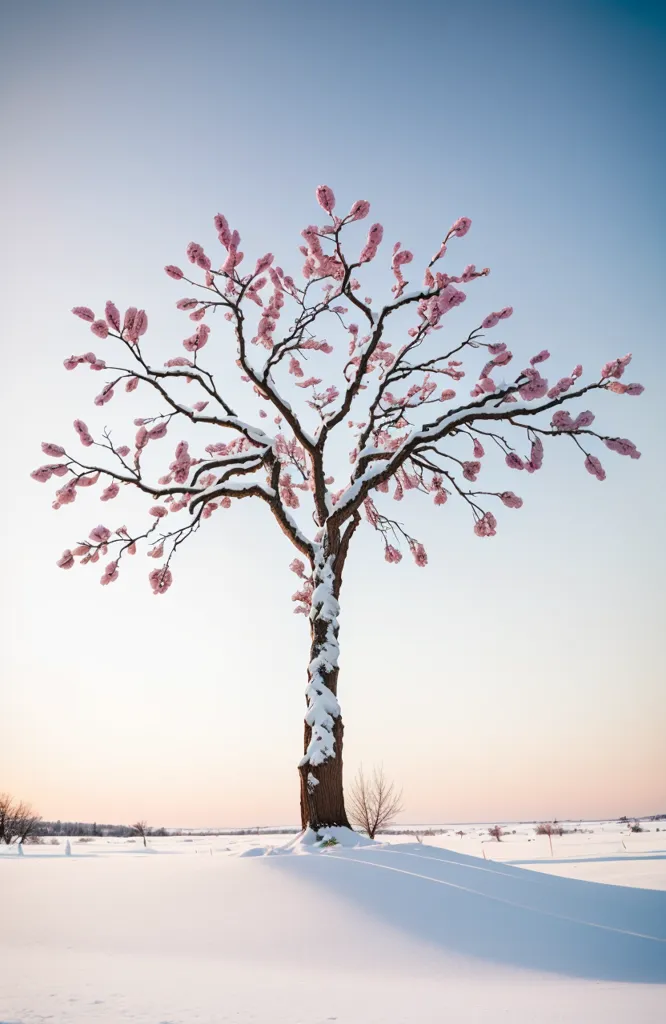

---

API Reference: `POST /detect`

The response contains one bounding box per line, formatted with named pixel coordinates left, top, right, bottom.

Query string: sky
left=1, top=0, right=664, bottom=828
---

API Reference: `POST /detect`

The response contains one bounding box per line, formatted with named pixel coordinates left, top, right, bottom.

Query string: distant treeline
left=35, top=815, right=665, bottom=839
left=35, top=821, right=301, bottom=837
left=36, top=821, right=169, bottom=838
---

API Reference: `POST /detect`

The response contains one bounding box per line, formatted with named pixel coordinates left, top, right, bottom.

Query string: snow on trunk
left=298, top=552, right=350, bottom=831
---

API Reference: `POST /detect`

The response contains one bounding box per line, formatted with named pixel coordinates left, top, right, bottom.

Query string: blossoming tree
left=32, top=186, right=643, bottom=832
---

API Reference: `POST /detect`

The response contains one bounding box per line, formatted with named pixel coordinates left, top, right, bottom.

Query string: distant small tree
left=630, top=822, right=645, bottom=833
left=456, top=830, right=465, bottom=838
left=0, top=793, right=42, bottom=845
left=535, top=821, right=558, bottom=855
left=348, top=767, right=402, bottom=838
left=132, top=820, right=150, bottom=847
left=488, top=825, right=504, bottom=842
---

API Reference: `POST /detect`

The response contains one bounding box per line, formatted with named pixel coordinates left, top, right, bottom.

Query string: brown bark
left=297, top=533, right=354, bottom=832
left=299, top=715, right=349, bottom=830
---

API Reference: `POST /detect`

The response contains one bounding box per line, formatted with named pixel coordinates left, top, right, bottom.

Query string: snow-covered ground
left=1, top=821, right=665, bottom=1022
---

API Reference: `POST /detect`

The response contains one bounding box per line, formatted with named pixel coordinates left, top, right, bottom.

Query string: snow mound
left=239, top=826, right=377, bottom=856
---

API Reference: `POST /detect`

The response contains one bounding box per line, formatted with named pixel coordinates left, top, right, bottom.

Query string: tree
left=535, top=821, right=559, bottom=855
left=0, top=793, right=42, bottom=844
left=348, top=767, right=403, bottom=838
left=31, top=186, right=644, bottom=832
left=488, top=825, right=504, bottom=842
left=131, top=820, right=149, bottom=847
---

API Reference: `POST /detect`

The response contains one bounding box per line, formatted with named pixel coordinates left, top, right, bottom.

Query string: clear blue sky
left=1, top=0, right=664, bottom=826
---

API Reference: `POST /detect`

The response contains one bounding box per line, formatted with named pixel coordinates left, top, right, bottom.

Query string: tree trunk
left=298, top=551, right=350, bottom=831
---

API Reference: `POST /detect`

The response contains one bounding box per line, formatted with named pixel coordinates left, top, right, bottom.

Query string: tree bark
left=297, top=548, right=350, bottom=831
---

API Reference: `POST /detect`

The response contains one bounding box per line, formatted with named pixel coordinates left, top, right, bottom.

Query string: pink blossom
left=450, top=217, right=471, bottom=237
left=105, top=302, right=121, bottom=331
left=55, top=479, right=77, bottom=506
left=604, top=437, right=641, bottom=458
left=573, top=410, right=595, bottom=429
left=147, top=422, right=168, bottom=440
left=360, top=223, right=384, bottom=262
left=63, top=355, right=83, bottom=370
left=289, top=558, right=306, bottom=578
left=165, top=265, right=184, bottom=280
left=128, top=310, right=148, bottom=343
left=214, top=214, right=232, bottom=249
left=165, top=357, right=193, bottom=368
left=472, top=439, right=485, bottom=459
left=316, top=185, right=336, bottom=213
left=90, top=320, right=109, bottom=339
left=123, top=307, right=137, bottom=334
left=625, top=383, right=644, bottom=396
left=551, top=410, right=574, bottom=431
left=100, top=482, right=119, bottom=501
left=410, top=542, right=428, bottom=567
left=72, top=306, right=95, bottom=322
left=434, top=489, right=448, bottom=505
left=296, top=376, right=322, bottom=388
left=94, top=386, right=114, bottom=406
left=505, top=453, right=524, bottom=470
left=462, top=461, right=481, bottom=482
left=149, top=566, right=173, bottom=595
left=384, top=544, right=402, bottom=564
left=289, top=357, right=304, bottom=377
left=41, top=442, right=65, bottom=458
left=584, top=455, right=606, bottom=481
left=572, top=364, right=583, bottom=378
left=482, top=313, right=500, bottom=329
left=601, top=354, right=632, bottom=380
left=530, top=349, right=550, bottom=365
left=186, top=242, right=205, bottom=265
left=177, top=298, right=198, bottom=310
left=500, top=491, right=523, bottom=508
left=89, top=524, right=111, bottom=544
left=100, top=561, right=119, bottom=585
left=192, top=401, right=208, bottom=412
left=440, top=389, right=456, bottom=401
left=57, top=549, right=75, bottom=569
left=518, top=375, right=548, bottom=401
left=149, top=505, right=168, bottom=518
left=135, top=426, right=149, bottom=450
left=74, top=419, right=94, bottom=447
left=525, top=437, right=544, bottom=473
left=498, top=307, right=513, bottom=319
left=474, top=511, right=497, bottom=537
left=348, top=200, right=370, bottom=221
left=76, top=473, right=99, bottom=487
left=116, top=446, right=130, bottom=458
left=183, top=323, right=210, bottom=352
left=31, top=466, right=53, bottom=482
left=125, top=376, right=139, bottom=393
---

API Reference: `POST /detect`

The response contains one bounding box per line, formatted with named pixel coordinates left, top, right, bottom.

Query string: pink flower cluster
left=474, top=511, right=497, bottom=537
left=149, top=566, right=173, bottom=595
left=359, top=223, right=384, bottom=264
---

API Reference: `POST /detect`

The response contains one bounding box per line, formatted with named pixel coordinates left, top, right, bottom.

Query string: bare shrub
left=348, top=767, right=402, bottom=839
left=630, top=822, right=645, bottom=833
left=77, top=836, right=94, bottom=843
left=488, top=825, right=504, bottom=842
left=0, top=793, right=42, bottom=844
left=535, top=821, right=562, bottom=855
left=132, top=820, right=150, bottom=847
